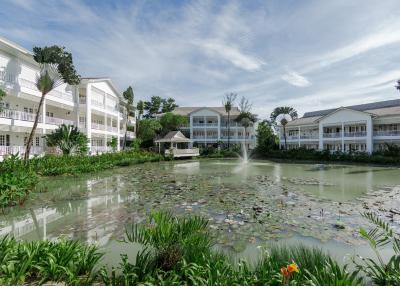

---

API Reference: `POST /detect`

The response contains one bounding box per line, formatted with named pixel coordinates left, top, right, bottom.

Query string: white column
left=189, top=115, right=193, bottom=148
left=298, top=126, right=301, bottom=148
left=117, top=114, right=121, bottom=151
left=75, top=86, right=80, bottom=127
left=341, top=122, right=345, bottom=152
left=86, top=84, right=92, bottom=152
left=366, top=117, right=373, bottom=153
left=204, top=116, right=207, bottom=145
left=318, top=123, right=323, bottom=150
left=217, top=115, right=221, bottom=140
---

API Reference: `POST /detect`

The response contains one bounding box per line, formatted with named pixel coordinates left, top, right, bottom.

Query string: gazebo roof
left=154, top=131, right=191, bottom=143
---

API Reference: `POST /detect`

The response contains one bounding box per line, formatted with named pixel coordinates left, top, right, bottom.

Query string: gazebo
left=154, top=131, right=199, bottom=158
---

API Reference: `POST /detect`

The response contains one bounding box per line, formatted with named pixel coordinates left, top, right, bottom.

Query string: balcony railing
left=323, top=133, right=342, bottom=138
left=0, top=146, right=43, bottom=156
left=45, top=116, right=74, bottom=126
left=0, top=71, right=17, bottom=85
left=193, top=123, right=219, bottom=127
left=300, top=134, right=319, bottom=139
left=165, top=148, right=200, bottom=157
left=19, top=78, right=73, bottom=102
left=344, top=131, right=367, bottom=137
left=374, top=130, right=400, bottom=136
left=0, top=109, right=39, bottom=122
left=91, top=146, right=112, bottom=153
left=91, top=123, right=106, bottom=130
left=107, top=126, right=118, bottom=133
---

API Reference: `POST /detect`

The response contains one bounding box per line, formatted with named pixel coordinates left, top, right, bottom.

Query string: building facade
left=278, top=99, right=400, bottom=153
left=171, top=107, right=256, bottom=149
left=0, top=36, right=135, bottom=160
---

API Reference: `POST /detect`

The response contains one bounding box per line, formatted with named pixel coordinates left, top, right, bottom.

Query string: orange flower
left=280, top=267, right=290, bottom=278
left=287, top=263, right=299, bottom=273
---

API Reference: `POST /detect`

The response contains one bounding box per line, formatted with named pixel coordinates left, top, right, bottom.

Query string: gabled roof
left=172, top=106, right=240, bottom=116
left=80, top=77, right=123, bottom=101
left=315, top=107, right=375, bottom=122
left=155, top=131, right=191, bottom=143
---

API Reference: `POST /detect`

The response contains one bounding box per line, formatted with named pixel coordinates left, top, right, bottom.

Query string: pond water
left=1, top=159, right=399, bottom=266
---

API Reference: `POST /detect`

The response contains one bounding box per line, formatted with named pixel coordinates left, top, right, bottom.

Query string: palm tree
left=223, top=92, right=237, bottom=149
left=122, top=86, right=135, bottom=150
left=24, top=46, right=80, bottom=161
left=270, top=106, right=298, bottom=150
left=44, top=124, right=88, bottom=155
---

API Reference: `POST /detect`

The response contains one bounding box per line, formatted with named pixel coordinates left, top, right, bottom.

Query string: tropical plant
left=356, top=212, right=400, bottom=285
left=270, top=106, right=298, bottom=150
left=144, top=96, right=163, bottom=118
left=44, top=124, right=88, bottom=155
left=24, top=46, right=80, bottom=161
left=223, top=92, right=237, bottom=149
left=122, top=86, right=135, bottom=150
left=107, top=137, right=118, bottom=152
left=159, top=112, right=188, bottom=136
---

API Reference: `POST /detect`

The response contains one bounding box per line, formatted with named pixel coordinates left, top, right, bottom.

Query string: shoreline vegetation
left=1, top=211, right=398, bottom=285
left=0, top=151, right=163, bottom=209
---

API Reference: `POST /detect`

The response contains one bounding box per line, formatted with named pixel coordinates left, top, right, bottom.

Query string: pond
left=1, top=159, right=399, bottom=266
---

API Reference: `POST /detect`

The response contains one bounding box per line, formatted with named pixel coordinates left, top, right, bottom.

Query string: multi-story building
left=278, top=99, right=400, bottom=153
left=171, top=107, right=256, bottom=149
left=0, top=36, right=135, bottom=160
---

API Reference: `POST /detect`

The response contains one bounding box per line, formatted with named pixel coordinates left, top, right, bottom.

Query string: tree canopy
left=256, top=121, right=278, bottom=154
left=159, top=112, right=188, bottom=136
left=123, top=86, right=135, bottom=115
left=137, top=119, right=162, bottom=147
left=143, top=96, right=178, bottom=118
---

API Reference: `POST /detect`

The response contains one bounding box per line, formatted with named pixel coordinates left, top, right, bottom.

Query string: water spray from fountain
left=241, top=141, right=249, bottom=165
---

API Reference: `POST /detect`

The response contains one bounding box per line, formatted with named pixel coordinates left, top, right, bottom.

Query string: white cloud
left=201, top=40, right=265, bottom=71
left=281, top=71, right=311, bottom=87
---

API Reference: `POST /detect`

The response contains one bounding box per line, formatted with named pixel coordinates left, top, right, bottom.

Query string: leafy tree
left=24, top=46, right=80, bottom=161
left=144, top=96, right=162, bottom=118
left=223, top=92, right=237, bottom=149
left=161, top=97, right=178, bottom=113
left=44, top=124, right=88, bottom=155
left=122, top=86, right=135, bottom=150
left=137, top=118, right=162, bottom=147
left=238, top=96, right=252, bottom=113
left=137, top=100, right=144, bottom=120
left=256, top=120, right=278, bottom=153
left=0, top=88, right=5, bottom=111
left=270, top=106, right=298, bottom=150
left=159, top=112, right=188, bottom=136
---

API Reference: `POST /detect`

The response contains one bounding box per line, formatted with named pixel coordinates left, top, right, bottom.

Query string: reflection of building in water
left=0, top=175, right=138, bottom=246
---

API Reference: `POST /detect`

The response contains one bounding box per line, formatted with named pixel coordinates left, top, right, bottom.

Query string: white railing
left=91, top=123, right=106, bottom=130
left=19, top=78, right=73, bottom=102
left=0, top=71, right=17, bottom=84
left=107, top=126, right=118, bottom=133
left=165, top=148, right=199, bottom=157
left=344, top=131, right=367, bottom=137
left=374, top=130, right=400, bottom=136
left=323, top=133, right=342, bottom=138
left=91, top=99, right=104, bottom=108
left=45, top=116, right=74, bottom=126
left=300, top=134, right=319, bottom=139
left=126, top=131, right=135, bottom=138
left=0, top=146, right=43, bottom=156
left=91, top=146, right=112, bottom=153
left=79, top=97, right=87, bottom=104
left=49, top=89, right=73, bottom=101
left=0, top=109, right=39, bottom=122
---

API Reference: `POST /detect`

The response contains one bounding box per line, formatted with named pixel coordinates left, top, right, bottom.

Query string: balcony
left=0, top=108, right=74, bottom=126
left=300, top=134, right=319, bottom=139
left=323, top=133, right=342, bottom=138
left=107, top=126, right=118, bottom=133
left=344, top=131, right=367, bottom=137
left=374, top=130, right=400, bottom=137
left=0, top=146, right=43, bottom=157
left=19, top=78, right=73, bottom=102
left=45, top=116, right=74, bottom=126
left=193, top=123, right=219, bottom=127
left=165, top=148, right=200, bottom=158
left=0, top=71, right=17, bottom=87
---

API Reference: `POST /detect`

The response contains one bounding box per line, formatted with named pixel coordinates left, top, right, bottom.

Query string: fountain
left=241, top=141, right=249, bottom=165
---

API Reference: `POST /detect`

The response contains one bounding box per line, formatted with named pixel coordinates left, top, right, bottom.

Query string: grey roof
left=155, top=131, right=191, bottom=143
left=172, top=107, right=241, bottom=116
left=286, top=116, right=321, bottom=126
left=303, top=99, right=400, bottom=118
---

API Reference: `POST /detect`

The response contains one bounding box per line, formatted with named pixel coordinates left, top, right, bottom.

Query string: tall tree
left=144, top=96, right=162, bottom=118
left=161, top=98, right=178, bottom=113
left=159, top=112, right=188, bottom=136
left=223, top=92, right=237, bottom=149
left=137, top=118, right=162, bottom=148
left=256, top=120, right=278, bottom=154
left=24, top=46, right=80, bottom=161
left=270, top=106, right=298, bottom=150
left=122, top=86, right=135, bottom=150
left=136, top=100, right=144, bottom=120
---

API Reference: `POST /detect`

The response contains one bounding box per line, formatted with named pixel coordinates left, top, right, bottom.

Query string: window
left=35, top=137, right=40, bottom=146
left=0, top=135, right=4, bottom=146
left=46, top=112, right=54, bottom=117
left=0, top=102, right=9, bottom=109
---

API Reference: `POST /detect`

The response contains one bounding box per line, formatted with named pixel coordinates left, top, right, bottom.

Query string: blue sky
left=1, top=0, right=400, bottom=118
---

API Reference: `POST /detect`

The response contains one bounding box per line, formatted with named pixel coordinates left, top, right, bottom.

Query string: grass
left=1, top=211, right=398, bottom=285
left=0, top=150, right=163, bottom=209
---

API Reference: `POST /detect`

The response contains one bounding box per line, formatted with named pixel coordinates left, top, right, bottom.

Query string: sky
left=1, top=0, right=400, bottom=119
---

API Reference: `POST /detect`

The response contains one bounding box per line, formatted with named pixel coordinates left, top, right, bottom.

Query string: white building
left=0, top=36, right=135, bottom=160
left=279, top=99, right=400, bottom=153
left=171, top=107, right=256, bottom=149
